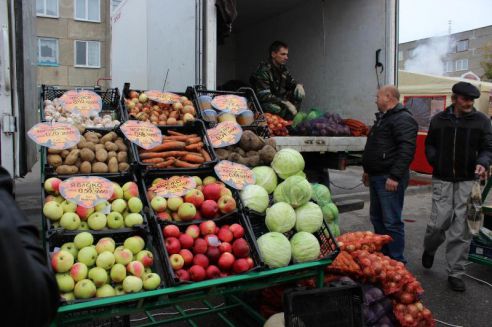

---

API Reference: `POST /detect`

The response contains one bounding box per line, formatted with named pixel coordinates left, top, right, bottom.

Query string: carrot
left=146, top=141, right=186, bottom=152
left=152, top=158, right=175, bottom=168
left=163, top=135, right=198, bottom=142
left=201, top=148, right=212, bottom=162
left=139, top=152, right=165, bottom=159
left=167, top=130, right=186, bottom=136
left=174, top=159, right=200, bottom=168
left=186, top=136, right=202, bottom=145
left=185, top=142, right=203, bottom=151
left=182, top=153, right=205, bottom=164
left=143, top=158, right=165, bottom=163
left=140, top=151, right=190, bottom=159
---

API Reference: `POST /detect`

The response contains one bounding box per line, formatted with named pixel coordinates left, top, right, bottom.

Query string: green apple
left=52, top=222, right=60, bottom=228
left=107, top=212, right=124, bottom=229
left=56, top=273, right=75, bottom=292
left=192, top=176, right=203, bottom=186
left=74, top=232, right=94, bottom=249
left=152, top=178, right=164, bottom=186
left=61, top=200, right=77, bottom=213
left=136, top=250, right=154, bottom=267
left=111, top=199, right=127, bottom=213
left=51, top=250, right=74, bottom=273
left=122, top=276, right=143, bottom=293
left=96, top=284, right=116, bottom=298
left=77, top=246, right=98, bottom=267
left=59, top=212, right=81, bottom=230
left=124, top=236, right=145, bottom=254
left=122, top=182, right=139, bottom=200
left=114, top=246, right=133, bottom=265
left=87, top=212, right=107, bottom=230
left=95, top=201, right=110, bottom=213
left=110, top=263, right=127, bottom=283
left=79, top=221, right=89, bottom=230
left=96, top=251, right=115, bottom=270
left=167, top=197, right=183, bottom=212
left=60, top=292, right=75, bottom=301
left=43, top=201, right=64, bottom=221
left=95, top=237, right=116, bottom=254
left=110, top=182, right=124, bottom=200
left=54, top=195, right=64, bottom=203
left=70, top=262, right=88, bottom=282
left=143, top=273, right=161, bottom=290
left=144, top=267, right=152, bottom=274
left=124, top=213, right=144, bottom=227
left=114, top=284, right=125, bottom=295
left=127, top=261, right=145, bottom=278
left=74, top=279, right=96, bottom=299
left=61, top=242, right=78, bottom=258
left=88, top=267, right=108, bottom=287
left=127, top=197, right=143, bottom=213
left=150, top=196, right=167, bottom=213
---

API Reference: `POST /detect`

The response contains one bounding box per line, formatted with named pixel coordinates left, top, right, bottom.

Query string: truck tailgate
left=272, top=136, right=367, bottom=153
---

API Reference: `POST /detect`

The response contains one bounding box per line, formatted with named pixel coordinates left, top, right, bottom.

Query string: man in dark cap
left=422, top=82, right=492, bottom=291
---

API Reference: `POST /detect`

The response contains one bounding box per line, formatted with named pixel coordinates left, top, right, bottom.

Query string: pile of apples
left=148, top=175, right=237, bottom=222
left=163, top=220, right=255, bottom=282
left=51, top=232, right=161, bottom=300
left=43, top=177, right=145, bottom=230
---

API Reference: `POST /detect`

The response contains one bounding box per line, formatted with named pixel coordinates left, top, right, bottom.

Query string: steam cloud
left=404, top=36, right=455, bottom=75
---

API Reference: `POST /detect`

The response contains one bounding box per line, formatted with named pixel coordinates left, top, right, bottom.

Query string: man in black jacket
left=0, top=166, right=59, bottom=326
left=362, top=85, right=418, bottom=263
left=422, top=82, right=492, bottom=291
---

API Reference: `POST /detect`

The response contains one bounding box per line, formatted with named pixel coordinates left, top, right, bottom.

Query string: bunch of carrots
left=138, top=130, right=212, bottom=168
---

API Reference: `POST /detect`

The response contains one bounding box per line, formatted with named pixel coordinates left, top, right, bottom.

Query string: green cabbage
left=252, top=166, right=278, bottom=194
left=273, top=182, right=287, bottom=203
left=257, top=232, right=291, bottom=268
left=311, top=183, right=332, bottom=206
left=265, top=202, right=296, bottom=233
left=295, top=202, right=323, bottom=233
left=327, top=222, right=341, bottom=237
left=240, top=185, right=269, bottom=213
left=278, top=175, right=312, bottom=208
left=271, top=149, right=305, bottom=179
left=290, top=232, right=321, bottom=263
left=321, top=202, right=339, bottom=224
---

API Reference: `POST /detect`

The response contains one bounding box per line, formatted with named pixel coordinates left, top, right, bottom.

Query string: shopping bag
left=466, top=178, right=483, bottom=235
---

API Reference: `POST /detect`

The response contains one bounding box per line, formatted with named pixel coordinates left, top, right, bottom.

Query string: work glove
left=281, top=100, right=297, bottom=115
left=294, top=84, right=305, bottom=100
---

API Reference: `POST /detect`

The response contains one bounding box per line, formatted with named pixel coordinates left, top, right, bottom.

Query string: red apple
left=176, top=269, right=190, bottom=281
left=218, top=227, right=233, bottom=242
left=76, top=205, right=94, bottom=221
left=184, top=189, right=205, bottom=208
left=200, top=200, right=219, bottom=218
left=193, top=238, right=208, bottom=254
left=246, top=257, right=254, bottom=269
left=169, top=254, right=184, bottom=270
left=232, top=238, right=250, bottom=258
left=189, top=265, right=206, bottom=282
left=193, top=254, right=209, bottom=268
left=185, top=225, right=200, bottom=239
left=179, top=249, right=194, bottom=266
left=215, top=226, right=220, bottom=234
left=147, top=190, right=156, bottom=201
left=229, top=224, right=244, bottom=239
left=220, top=186, right=233, bottom=198
left=192, top=211, right=202, bottom=220
left=220, top=272, right=229, bottom=278
left=165, top=237, right=181, bottom=255
left=163, top=225, right=180, bottom=238
left=218, top=252, right=235, bottom=271
left=171, top=212, right=180, bottom=221
left=233, top=258, right=250, bottom=274
left=202, top=183, right=222, bottom=201
left=199, top=220, right=216, bottom=236
left=157, top=212, right=172, bottom=222
left=218, top=196, right=236, bottom=214
left=206, top=246, right=221, bottom=263
left=178, top=234, right=194, bottom=249
left=219, top=242, right=232, bottom=253
left=206, top=265, right=221, bottom=279
left=204, top=234, right=221, bottom=247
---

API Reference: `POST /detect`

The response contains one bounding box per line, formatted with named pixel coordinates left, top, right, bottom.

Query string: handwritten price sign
left=149, top=176, right=197, bottom=198
left=28, top=122, right=81, bottom=149
left=214, top=160, right=255, bottom=190
left=207, top=121, right=243, bottom=148
left=60, top=90, right=102, bottom=117
left=211, top=95, right=248, bottom=115
left=145, top=90, right=181, bottom=104
left=59, top=176, right=113, bottom=208
left=120, top=120, right=162, bottom=150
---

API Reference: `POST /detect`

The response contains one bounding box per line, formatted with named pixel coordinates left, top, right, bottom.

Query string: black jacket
left=363, top=104, right=418, bottom=181
left=425, top=105, right=492, bottom=181
left=0, top=167, right=59, bottom=326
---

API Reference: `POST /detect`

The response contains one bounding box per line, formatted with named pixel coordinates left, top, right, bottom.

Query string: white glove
left=294, top=84, right=305, bottom=100
left=281, top=101, right=297, bottom=115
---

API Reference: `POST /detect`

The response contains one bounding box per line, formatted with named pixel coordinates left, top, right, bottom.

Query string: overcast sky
left=399, top=0, right=492, bottom=43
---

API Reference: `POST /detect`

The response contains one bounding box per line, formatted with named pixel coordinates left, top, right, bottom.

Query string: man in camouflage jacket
left=250, top=41, right=305, bottom=119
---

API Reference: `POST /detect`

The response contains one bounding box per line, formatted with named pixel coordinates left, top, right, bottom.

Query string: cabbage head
left=279, top=175, right=312, bottom=208
left=265, top=202, right=296, bottom=233
left=273, top=181, right=287, bottom=203
left=321, top=202, right=339, bottom=224
left=257, top=232, right=291, bottom=268
left=240, top=184, right=269, bottom=213
left=271, top=149, right=305, bottom=179
left=295, top=202, right=323, bottom=233
left=327, top=222, right=341, bottom=237
left=311, top=183, right=332, bottom=206
left=290, top=232, right=321, bottom=263
left=252, top=166, right=278, bottom=194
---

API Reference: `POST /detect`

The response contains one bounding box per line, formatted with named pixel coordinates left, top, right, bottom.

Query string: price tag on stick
left=149, top=176, right=197, bottom=198
left=28, top=122, right=81, bottom=150
left=211, top=95, right=248, bottom=115
left=214, top=160, right=255, bottom=190
left=60, top=90, right=102, bottom=117
left=207, top=121, right=243, bottom=148
left=59, top=176, right=114, bottom=208
left=120, top=120, right=162, bottom=150
left=145, top=90, right=181, bottom=104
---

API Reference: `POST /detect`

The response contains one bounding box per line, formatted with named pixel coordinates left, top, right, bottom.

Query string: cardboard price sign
left=149, top=176, right=196, bottom=198
left=60, top=90, right=102, bottom=117
left=207, top=121, right=243, bottom=148
left=211, top=95, right=248, bottom=115
left=120, top=120, right=162, bottom=150
left=145, top=90, right=181, bottom=104
left=214, top=160, right=255, bottom=190
left=28, top=122, right=81, bottom=150
left=59, top=176, right=113, bottom=208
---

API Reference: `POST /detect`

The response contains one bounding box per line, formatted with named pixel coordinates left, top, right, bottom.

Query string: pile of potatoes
left=47, top=131, right=131, bottom=174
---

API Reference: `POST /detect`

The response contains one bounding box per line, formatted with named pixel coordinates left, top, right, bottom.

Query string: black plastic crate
left=140, top=169, right=242, bottom=227
left=193, top=85, right=266, bottom=129
left=469, top=238, right=492, bottom=259
left=154, top=212, right=262, bottom=286
left=132, top=120, right=218, bottom=172
left=42, top=172, right=149, bottom=237
left=283, top=285, right=364, bottom=327
left=46, top=228, right=166, bottom=307
left=40, top=85, right=125, bottom=127
left=43, top=127, right=136, bottom=179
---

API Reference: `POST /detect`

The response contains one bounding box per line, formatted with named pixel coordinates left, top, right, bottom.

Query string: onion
left=404, top=314, right=414, bottom=325
left=400, top=292, right=415, bottom=304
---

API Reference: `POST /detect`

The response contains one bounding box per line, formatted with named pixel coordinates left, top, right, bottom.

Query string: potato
left=60, top=150, right=70, bottom=159
left=116, top=137, right=124, bottom=143
left=108, top=157, right=118, bottom=173
left=78, top=141, right=96, bottom=152
left=105, top=142, right=119, bottom=152
left=74, top=160, right=81, bottom=168
left=215, top=149, right=229, bottom=161
left=100, top=132, right=117, bottom=144
left=80, top=161, right=92, bottom=174
left=239, top=130, right=265, bottom=151
left=117, top=151, right=128, bottom=163
left=80, top=148, right=95, bottom=162
left=115, top=140, right=128, bottom=152
left=95, top=149, right=108, bottom=162
left=47, top=154, right=62, bottom=167
left=47, top=148, right=63, bottom=154
left=118, top=162, right=130, bottom=172
left=84, top=132, right=99, bottom=144
left=65, top=149, right=80, bottom=165
left=55, top=165, right=78, bottom=174
left=92, top=162, right=109, bottom=173
left=107, top=151, right=117, bottom=160
left=95, top=144, right=105, bottom=151
left=259, top=145, right=276, bottom=164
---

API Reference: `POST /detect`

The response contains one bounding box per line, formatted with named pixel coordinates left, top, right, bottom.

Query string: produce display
left=215, top=130, right=277, bottom=167
left=161, top=220, right=256, bottom=281
left=265, top=113, right=291, bottom=136
left=293, top=111, right=351, bottom=136
left=137, top=130, right=213, bottom=169
left=43, top=178, right=145, bottom=231
left=51, top=232, right=161, bottom=300
left=47, top=130, right=131, bottom=175
left=146, top=175, right=237, bottom=222
left=43, top=98, right=121, bottom=129
left=124, top=90, right=197, bottom=126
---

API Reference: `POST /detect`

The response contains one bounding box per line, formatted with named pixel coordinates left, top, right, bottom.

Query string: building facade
left=36, top=0, right=111, bottom=87
left=399, top=25, right=492, bottom=80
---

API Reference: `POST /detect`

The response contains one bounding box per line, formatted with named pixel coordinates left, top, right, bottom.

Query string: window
left=456, top=39, right=469, bottom=52
left=37, top=38, right=59, bottom=65
left=36, top=0, right=58, bottom=17
left=445, top=61, right=454, bottom=73
left=75, top=41, right=100, bottom=68
left=75, top=0, right=101, bottom=22
left=404, top=96, right=446, bottom=131
left=398, top=50, right=403, bottom=61
left=455, top=59, right=469, bottom=71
